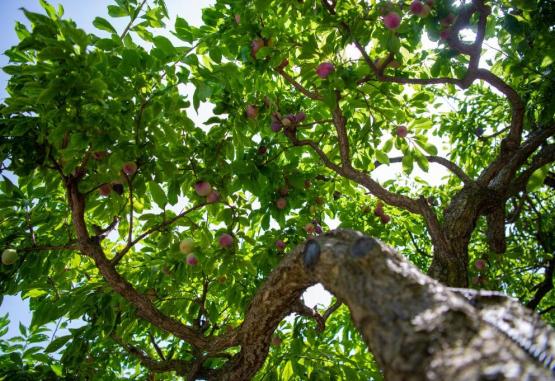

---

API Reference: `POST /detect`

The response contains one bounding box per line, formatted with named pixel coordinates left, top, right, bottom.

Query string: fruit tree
left=1, top=0, right=555, bottom=379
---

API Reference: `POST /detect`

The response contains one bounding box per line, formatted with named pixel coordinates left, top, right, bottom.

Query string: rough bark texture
left=216, top=230, right=555, bottom=380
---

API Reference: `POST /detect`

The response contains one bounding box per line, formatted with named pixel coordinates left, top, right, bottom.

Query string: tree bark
left=215, top=230, right=555, bottom=380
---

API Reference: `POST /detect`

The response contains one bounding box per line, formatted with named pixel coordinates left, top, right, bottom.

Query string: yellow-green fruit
left=179, top=238, right=194, bottom=254
left=2, top=249, right=18, bottom=265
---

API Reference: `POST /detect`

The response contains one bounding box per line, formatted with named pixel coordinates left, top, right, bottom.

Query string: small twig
left=119, top=0, right=148, bottom=40
left=275, top=67, right=322, bottom=101
left=112, top=203, right=206, bottom=265
left=149, top=332, right=166, bottom=361
left=125, top=173, right=135, bottom=247
left=374, top=155, right=473, bottom=184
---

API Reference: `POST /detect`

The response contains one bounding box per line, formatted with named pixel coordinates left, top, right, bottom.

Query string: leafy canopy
left=1, top=0, right=554, bottom=379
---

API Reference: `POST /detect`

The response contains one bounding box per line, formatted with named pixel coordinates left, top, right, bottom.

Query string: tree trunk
left=215, top=230, right=555, bottom=380
left=427, top=184, right=502, bottom=287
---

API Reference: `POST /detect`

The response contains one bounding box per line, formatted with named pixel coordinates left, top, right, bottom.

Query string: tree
left=1, top=0, right=554, bottom=379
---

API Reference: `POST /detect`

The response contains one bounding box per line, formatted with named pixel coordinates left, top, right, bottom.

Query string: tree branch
left=66, top=178, right=235, bottom=352
left=507, top=144, right=555, bottom=196
left=119, top=0, right=148, bottom=41
left=18, top=243, right=79, bottom=252
left=111, top=333, right=200, bottom=377
left=526, top=255, right=555, bottom=310
left=483, top=124, right=555, bottom=190
left=331, top=90, right=351, bottom=168
left=291, top=300, right=325, bottom=331
left=112, top=203, right=206, bottom=266
left=375, top=155, right=473, bottom=184
left=149, top=332, right=166, bottom=361
left=275, top=67, right=322, bottom=101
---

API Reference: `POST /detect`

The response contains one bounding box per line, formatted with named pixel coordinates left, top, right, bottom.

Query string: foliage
left=0, top=0, right=554, bottom=379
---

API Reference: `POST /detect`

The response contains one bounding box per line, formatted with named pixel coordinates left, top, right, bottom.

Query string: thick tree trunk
left=427, top=184, right=503, bottom=287
left=219, top=230, right=555, bottom=380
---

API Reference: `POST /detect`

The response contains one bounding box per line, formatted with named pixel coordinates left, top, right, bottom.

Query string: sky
left=0, top=0, right=333, bottom=343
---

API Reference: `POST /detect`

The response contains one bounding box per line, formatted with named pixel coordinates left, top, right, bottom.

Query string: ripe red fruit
left=251, top=38, right=265, bottom=58
left=374, top=201, right=384, bottom=216
left=475, top=259, right=487, bottom=271
left=234, top=14, right=241, bottom=24
left=219, top=233, right=233, bottom=248
left=410, top=1, right=424, bottom=14
left=275, top=240, right=286, bottom=251
left=315, top=196, right=324, bottom=205
left=186, top=254, right=198, bottom=266
left=315, top=225, right=323, bottom=234
left=271, top=121, right=282, bottom=132
left=304, top=180, right=311, bottom=189
left=410, top=1, right=430, bottom=16
left=246, top=105, right=258, bottom=119
left=440, top=29, right=450, bottom=41
left=258, top=146, right=268, bottom=155
left=304, top=223, right=315, bottom=234
left=383, top=12, right=401, bottom=30
left=278, top=186, right=289, bottom=196
left=294, top=111, right=306, bottom=123
left=316, top=62, right=334, bottom=78
left=206, top=191, right=220, bottom=203
left=380, top=214, right=391, bottom=224
left=281, top=117, right=292, bottom=127
left=441, top=14, right=455, bottom=27
left=396, top=125, right=408, bottom=138
left=99, top=183, right=112, bottom=196
left=92, top=151, right=108, bottom=160
left=194, top=181, right=212, bottom=197
left=122, top=161, right=137, bottom=176
left=276, top=197, right=287, bottom=209
left=111, top=182, right=124, bottom=195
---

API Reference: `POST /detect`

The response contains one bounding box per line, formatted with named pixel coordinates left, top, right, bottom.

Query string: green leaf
left=414, top=150, right=429, bottom=172
left=526, top=166, right=550, bottom=192
left=375, top=150, right=389, bottom=165
left=45, top=335, right=71, bottom=353
left=19, top=322, right=27, bottom=336
left=153, top=36, right=177, bottom=56
left=93, top=17, right=117, bottom=34
left=414, top=137, right=438, bottom=156
left=385, top=33, right=400, bottom=53
left=149, top=181, right=167, bottom=208
left=402, top=152, right=414, bottom=175
left=39, top=0, right=57, bottom=20
left=50, top=364, right=63, bottom=376
left=175, top=17, right=193, bottom=43
left=107, top=5, right=129, bottom=17
left=23, top=289, right=48, bottom=298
